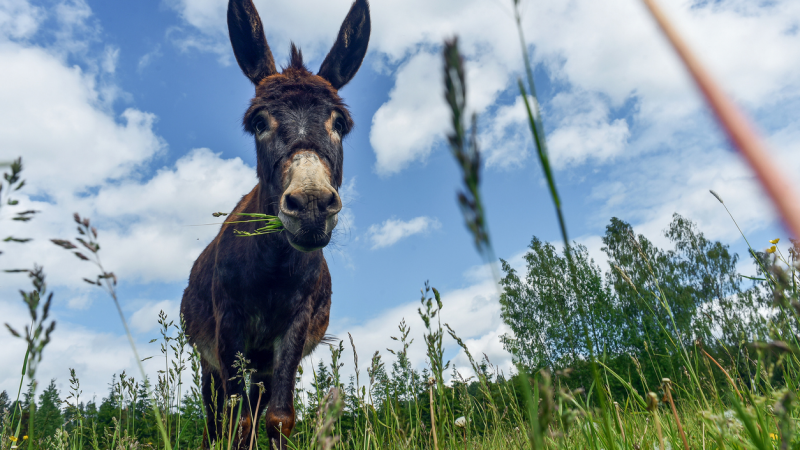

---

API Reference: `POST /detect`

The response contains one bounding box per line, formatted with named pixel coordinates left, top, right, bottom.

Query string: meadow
left=2, top=0, right=800, bottom=449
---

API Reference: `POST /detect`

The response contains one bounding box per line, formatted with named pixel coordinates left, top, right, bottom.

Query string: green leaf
left=3, top=236, right=31, bottom=243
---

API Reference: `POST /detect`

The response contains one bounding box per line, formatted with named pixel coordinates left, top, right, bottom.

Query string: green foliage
left=0, top=392, right=9, bottom=422
left=500, top=213, right=773, bottom=399
left=34, top=381, right=62, bottom=443
left=499, top=239, right=619, bottom=372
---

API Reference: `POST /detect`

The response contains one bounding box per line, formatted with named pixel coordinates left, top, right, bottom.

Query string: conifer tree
left=35, top=379, right=63, bottom=441
left=0, top=390, right=9, bottom=422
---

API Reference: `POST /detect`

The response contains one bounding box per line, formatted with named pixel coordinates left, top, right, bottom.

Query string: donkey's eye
left=253, top=117, right=269, bottom=135
left=333, top=118, right=346, bottom=135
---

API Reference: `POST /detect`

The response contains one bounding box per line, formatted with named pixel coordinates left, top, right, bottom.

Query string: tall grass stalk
left=52, top=214, right=173, bottom=450
left=509, top=0, right=616, bottom=439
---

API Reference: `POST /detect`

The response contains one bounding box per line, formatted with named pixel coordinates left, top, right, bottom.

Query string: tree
left=664, top=213, right=770, bottom=345
left=97, top=375, right=120, bottom=432
left=0, top=390, right=9, bottom=423
left=499, top=238, right=621, bottom=372
left=35, top=379, right=63, bottom=442
left=500, top=214, right=769, bottom=395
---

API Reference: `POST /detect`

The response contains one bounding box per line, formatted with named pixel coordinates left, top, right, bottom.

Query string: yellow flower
left=22, top=436, right=27, bottom=440
left=770, top=238, right=780, bottom=244
left=9, top=436, right=17, bottom=442
left=766, top=246, right=777, bottom=254
left=770, top=433, right=778, bottom=440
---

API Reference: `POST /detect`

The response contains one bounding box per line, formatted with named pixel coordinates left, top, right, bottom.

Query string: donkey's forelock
left=284, top=43, right=306, bottom=73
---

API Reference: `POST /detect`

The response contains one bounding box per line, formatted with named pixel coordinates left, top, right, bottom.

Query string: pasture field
left=2, top=1, right=800, bottom=449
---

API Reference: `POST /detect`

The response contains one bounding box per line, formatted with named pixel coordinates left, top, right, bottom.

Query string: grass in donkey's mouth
left=210, top=212, right=284, bottom=237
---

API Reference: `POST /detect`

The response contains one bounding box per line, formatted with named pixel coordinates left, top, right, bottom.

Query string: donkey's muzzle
left=278, top=151, right=342, bottom=252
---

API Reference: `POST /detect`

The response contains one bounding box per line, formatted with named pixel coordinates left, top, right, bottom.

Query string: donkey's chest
left=237, top=282, right=312, bottom=346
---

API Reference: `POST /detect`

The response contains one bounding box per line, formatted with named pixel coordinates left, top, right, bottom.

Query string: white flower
left=455, top=416, right=467, bottom=428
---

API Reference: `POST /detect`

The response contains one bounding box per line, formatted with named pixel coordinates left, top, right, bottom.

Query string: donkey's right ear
left=228, top=0, right=277, bottom=85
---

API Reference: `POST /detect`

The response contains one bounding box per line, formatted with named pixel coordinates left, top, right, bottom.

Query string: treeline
left=499, top=213, right=786, bottom=397
left=0, top=375, right=204, bottom=449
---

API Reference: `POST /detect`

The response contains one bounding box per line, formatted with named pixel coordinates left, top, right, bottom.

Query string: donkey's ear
left=228, top=0, right=277, bottom=85
left=317, top=0, right=371, bottom=90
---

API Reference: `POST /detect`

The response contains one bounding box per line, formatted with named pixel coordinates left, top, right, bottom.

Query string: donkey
left=180, top=0, right=370, bottom=448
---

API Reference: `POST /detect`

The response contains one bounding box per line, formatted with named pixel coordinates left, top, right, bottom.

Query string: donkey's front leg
left=215, top=309, right=253, bottom=448
left=265, top=306, right=310, bottom=449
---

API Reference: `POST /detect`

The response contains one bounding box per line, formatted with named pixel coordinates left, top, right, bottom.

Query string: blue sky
left=1, top=0, right=799, bottom=400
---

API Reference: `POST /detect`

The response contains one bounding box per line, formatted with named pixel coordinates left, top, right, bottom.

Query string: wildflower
left=770, top=433, right=778, bottom=440
left=9, top=436, right=18, bottom=442
left=455, top=416, right=467, bottom=428
left=770, top=238, right=780, bottom=244
left=767, top=246, right=777, bottom=254
left=22, top=436, right=27, bottom=440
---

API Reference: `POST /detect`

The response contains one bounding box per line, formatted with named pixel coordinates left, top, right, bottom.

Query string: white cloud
left=0, top=0, right=42, bottom=39
left=370, top=52, right=449, bottom=175
left=129, top=300, right=181, bottom=334
left=481, top=96, right=532, bottom=170
left=101, top=45, right=119, bottom=74
left=547, top=91, right=630, bottom=169
left=337, top=176, right=358, bottom=232
left=137, top=44, right=161, bottom=73
left=366, top=216, right=441, bottom=249
left=0, top=42, right=164, bottom=199
left=166, top=0, right=800, bottom=182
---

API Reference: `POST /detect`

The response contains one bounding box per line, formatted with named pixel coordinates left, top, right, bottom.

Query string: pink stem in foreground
left=641, top=0, right=800, bottom=239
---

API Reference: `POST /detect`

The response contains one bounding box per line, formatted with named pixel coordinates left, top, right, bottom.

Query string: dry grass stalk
left=700, top=349, right=742, bottom=401
left=227, top=396, right=238, bottom=450
left=429, top=379, right=439, bottom=450
left=663, top=378, right=689, bottom=450
left=641, top=0, right=800, bottom=239
left=613, top=402, right=626, bottom=444
left=249, top=383, right=265, bottom=450
left=647, top=392, right=665, bottom=450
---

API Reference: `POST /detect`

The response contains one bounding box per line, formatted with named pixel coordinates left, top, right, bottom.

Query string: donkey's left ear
left=318, top=0, right=370, bottom=90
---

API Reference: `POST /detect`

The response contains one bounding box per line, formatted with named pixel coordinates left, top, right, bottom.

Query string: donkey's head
left=228, top=0, right=370, bottom=252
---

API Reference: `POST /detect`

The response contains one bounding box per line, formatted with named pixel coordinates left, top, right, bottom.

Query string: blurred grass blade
left=641, top=0, right=800, bottom=239
left=443, top=38, right=495, bottom=267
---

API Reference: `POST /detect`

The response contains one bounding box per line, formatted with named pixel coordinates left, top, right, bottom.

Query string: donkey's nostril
left=283, top=191, right=306, bottom=215
left=322, top=190, right=342, bottom=215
